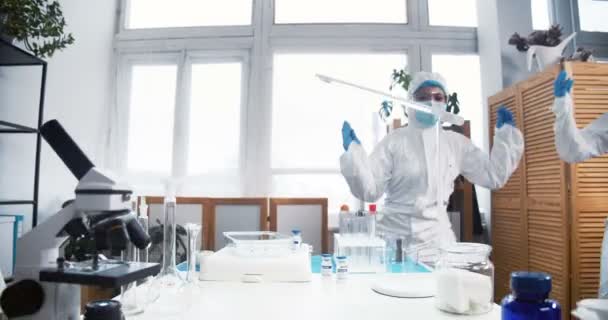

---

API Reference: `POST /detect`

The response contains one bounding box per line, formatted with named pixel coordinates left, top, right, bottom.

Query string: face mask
left=413, top=101, right=445, bottom=128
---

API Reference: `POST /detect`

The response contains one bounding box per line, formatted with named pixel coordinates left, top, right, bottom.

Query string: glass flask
left=155, top=195, right=184, bottom=287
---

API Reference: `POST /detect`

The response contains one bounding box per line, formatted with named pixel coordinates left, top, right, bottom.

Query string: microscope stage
left=40, top=262, right=160, bottom=288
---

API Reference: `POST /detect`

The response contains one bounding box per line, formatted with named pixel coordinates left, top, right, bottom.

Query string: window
left=124, top=57, right=245, bottom=196
left=431, top=54, right=483, bottom=148
left=274, top=0, right=407, bottom=24
left=126, top=0, right=253, bottom=29
left=532, top=0, right=551, bottom=30
left=428, top=0, right=477, bottom=27
left=188, top=63, right=242, bottom=175
left=577, top=0, right=608, bottom=32
left=115, top=0, right=479, bottom=210
left=271, top=53, right=406, bottom=211
left=127, top=65, right=177, bottom=174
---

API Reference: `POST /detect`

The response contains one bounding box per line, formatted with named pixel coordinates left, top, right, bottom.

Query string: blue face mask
left=414, top=110, right=439, bottom=127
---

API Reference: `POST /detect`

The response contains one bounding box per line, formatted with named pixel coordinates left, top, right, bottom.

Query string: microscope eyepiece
left=41, top=119, right=95, bottom=180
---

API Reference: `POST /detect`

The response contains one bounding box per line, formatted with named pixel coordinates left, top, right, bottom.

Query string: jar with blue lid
left=501, top=271, right=561, bottom=320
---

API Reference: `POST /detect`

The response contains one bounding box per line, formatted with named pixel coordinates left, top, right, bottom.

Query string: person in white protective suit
left=340, top=72, right=524, bottom=263
left=553, top=71, right=608, bottom=299
left=552, top=70, right=608, bottom=163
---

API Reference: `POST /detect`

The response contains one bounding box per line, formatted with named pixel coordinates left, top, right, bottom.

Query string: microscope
left=0, top=120, right=160, bottom=319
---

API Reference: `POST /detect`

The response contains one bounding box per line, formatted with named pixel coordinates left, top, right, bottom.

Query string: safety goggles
left=413, top=91, right=447, bottom=103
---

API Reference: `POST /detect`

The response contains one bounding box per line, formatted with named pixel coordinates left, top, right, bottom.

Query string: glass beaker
left=184, top=223, right=201, bottom=284
left=120, top=246, right=143, bottom=316
left=381, top=234, right=407, bottom=273
left=435, top=243, right=494, bottom=315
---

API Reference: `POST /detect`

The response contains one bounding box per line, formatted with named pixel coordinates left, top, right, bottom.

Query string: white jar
left=435, top=243, right=494, bottom=315
left=321, top=254, right=333, bottom=276
left=336, top=256, right=348, bottom=280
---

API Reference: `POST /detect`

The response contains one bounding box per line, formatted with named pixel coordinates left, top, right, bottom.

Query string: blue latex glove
left=554, top=70, right=574, bottom=97
left=496, top=106, right=515, bottom=129
left=342, top=121, right=360, bottom=151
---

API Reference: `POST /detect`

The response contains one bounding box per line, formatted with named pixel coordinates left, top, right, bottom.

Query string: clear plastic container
left=223, top=231, right=292, bottom=257
left=435, top=243, right=494, bottom=315
left=334, top=234, right=385, bottom=273
left=339, top=213, right=376, bottom=237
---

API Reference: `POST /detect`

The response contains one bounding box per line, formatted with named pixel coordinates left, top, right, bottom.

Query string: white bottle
left=336, top=256, right=348, bottom=280
left=292, top=229, right=302, bottom=250
left=321, top=254, right=333, bottom=277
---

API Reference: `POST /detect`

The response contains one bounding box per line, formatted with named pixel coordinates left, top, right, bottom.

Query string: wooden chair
left=269, top=198, right=328, bottom=254
left=206, top=198, right=268, bottom=251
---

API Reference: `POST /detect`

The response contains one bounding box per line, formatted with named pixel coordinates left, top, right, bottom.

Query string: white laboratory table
left=128, top=274, right=501, bottom=320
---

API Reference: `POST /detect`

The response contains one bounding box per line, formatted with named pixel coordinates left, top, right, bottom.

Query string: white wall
left=0, top=0, right=118, bottom=230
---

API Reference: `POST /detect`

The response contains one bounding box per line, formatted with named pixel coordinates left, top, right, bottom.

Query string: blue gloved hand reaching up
left=554, top=70, right=574, bottom=98
left=497, top=106, right=515, bottom=129
left=342, top=121, right=361, bottom=151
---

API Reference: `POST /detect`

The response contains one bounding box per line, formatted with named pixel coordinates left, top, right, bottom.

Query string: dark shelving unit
left=0, top=38, right=47, bottom=228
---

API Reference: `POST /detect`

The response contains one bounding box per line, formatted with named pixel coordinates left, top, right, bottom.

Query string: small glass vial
left=292, top=229, right=302, bottom=250
left=435, top=243, right=494, bottom=315
left=321, top=254, right=333, bottom=276
left=501, top=272, right=561, bottom=320
left=336, top=256, right=348, bottom=280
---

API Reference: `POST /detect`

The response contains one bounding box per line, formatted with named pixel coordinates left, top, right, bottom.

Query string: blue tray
left=177, top=255, right=430, bottom=273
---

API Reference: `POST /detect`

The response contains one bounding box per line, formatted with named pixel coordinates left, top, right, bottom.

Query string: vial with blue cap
left=501, top=271, right=561, bottom=320
left=336, top=256, right=348, bottom=280
left=291, top=229, right=302, bottom=250
left=321, top=254, right=333, bottom=276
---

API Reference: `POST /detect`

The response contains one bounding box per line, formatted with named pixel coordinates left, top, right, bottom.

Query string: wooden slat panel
left=520, top=65, right=570, bottom=319
left=571, top=207, right=608, bottom=301
left=528, top=206, right=570, bottom=315
left=569, top=62, right=608, bottom=310
left=489, top=87, right=528, bottom=303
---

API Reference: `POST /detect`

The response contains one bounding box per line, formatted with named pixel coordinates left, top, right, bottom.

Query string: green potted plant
left=0, top=0, right=74, bottom=58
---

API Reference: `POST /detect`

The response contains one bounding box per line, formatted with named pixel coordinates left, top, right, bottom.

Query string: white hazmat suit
left=553, top=94, right=608, bottom=163
left=340, top=72, right=524, bottom=262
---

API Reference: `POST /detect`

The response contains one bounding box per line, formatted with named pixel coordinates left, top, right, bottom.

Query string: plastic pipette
left=316, top=74, right=465, bottom=126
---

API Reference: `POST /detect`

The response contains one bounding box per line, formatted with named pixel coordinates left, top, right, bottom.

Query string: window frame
left=115, top=50, right=250, bottom=189
left=547, top=0, right=608, bottom=58
left=114, top=0, right=480, bottom=201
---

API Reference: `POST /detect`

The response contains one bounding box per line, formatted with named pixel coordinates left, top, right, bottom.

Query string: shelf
left=0, top=39, right=45, bottom=66
left=0, top=121, right=37, bottom=133
left=0, top=200, right=36, bottom=205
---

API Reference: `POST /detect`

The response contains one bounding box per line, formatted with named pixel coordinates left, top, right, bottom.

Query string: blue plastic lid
left=291, top=229, right=301, bottom=234
left=511, top=271, right=552, bottom=300
left=336, top=256, right=347, bottom=260
left=321, top=254, right=332, bottom=257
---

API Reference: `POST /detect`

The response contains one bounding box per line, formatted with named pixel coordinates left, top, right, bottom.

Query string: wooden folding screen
left=490, top=62, right=608, bottom=318
left=568, top=62, right=608, bottom=304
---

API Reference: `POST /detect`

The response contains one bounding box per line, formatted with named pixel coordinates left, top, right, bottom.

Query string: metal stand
left=0, top=39, right=46, bottom=228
